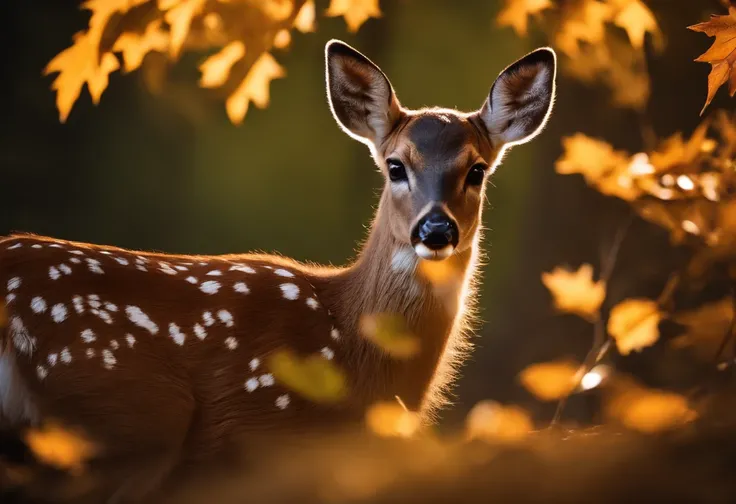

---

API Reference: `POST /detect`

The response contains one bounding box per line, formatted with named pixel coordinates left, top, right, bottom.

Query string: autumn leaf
left=541, top=264, right=606, bottom=320
left=607, top=299, right=661, bottom=355
left=556, top=134, right=629, bottom=181
left=366, top=400, right=420, bottom=438
left=611, top=0, right=661, bottom=50
left=226, top=52, right=286, bottom=124
left=466, top=400, right=534, bottom=443
left=604, top=379, right=697, bottom=433
left=165, top=0, right=206, bottom=58
left=25, top=423, right=96, bottom=472
left=496, top=0, right=553, bottom=36
left=199, top=41, right=246, bottom=88
left=648, top=121, right=712, bottom=172
left=689, top=7, right=736, bottom=114
left=326, top=0, right=382, bottom=33
left=113, top=20, right=169, bottom=73
left=359, top=313, right=420, bottom=359
left=268, top=348, right=348, bottom=403
left=518, top=360, right=581, bottom=401
left=555, top=0, right=613, bottom=56
left=294, top=0, right=317, bottom=32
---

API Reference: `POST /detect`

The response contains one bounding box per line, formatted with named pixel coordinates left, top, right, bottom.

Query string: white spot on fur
left=321, top=347, right=335, bottom=360
left=7, top=243, right=22, bottom=250
left=275, top=394, right=290, bottom=409
left=49, top=266, right=61, bottom=280
left=174, top=265, right=188, bottom=271
left=49, top=244, right=63, bottom=249
left=206, top=270, right=222, bottom=276
left=259, top=374, right=275, bottom=387
left=7, top=277, right=20, bottom=292
left=230, top=264, right=256, bottom=274
left=306, top=297, right=319, bottom=310
left=136, top=256, right=148, bottom=264
left=202, top=311, right=215, bottom=327
left=159, top=262, right=177, bottom=275
left=6, top=293, right=16, bottom=304
left=81, top=329, right=96, bottom=343
left=331, top=328, right=340, bottom=341
left=72, top=296, right=85, bottom=315
left=104, top=302, right=118, bottom=312
left=70, top=257, right=82, bottom=264
left=31, top=297, right=47, bottom=314
left=274, top=269, right=294, bottom=278
left=86, top=258, right=104, bottom=274
left=169, top=323, right=186, bottom=346
left=136, top=264, right=147, bottom=272
left=59, top=264, right=72, bottom=275
left=51, top=304, right=68, bottom=323
left=100, top=251, right=112, bottom=255
left=60, top=347, right=72, bottom=364
left=10, top=317, right=35, bottom=354
left=91, top=309, right=113, bottom=324
left=193, top=323, right=207, bottom=340
left=47, top=354, right=58, bottom=367
left=110, top=340, right=119, bottom=350
left=102, top=349, right=116, bottom=369
left=224, top=337, right=238, bottom=350
left=233, top=282, right=250, bottom=294
left=32, top=244, right=42, bottom=249
left=114, top=257, right=129, bottom=266
left=245, top=378, right=259, bottom=392
left=69, top=250, right=84, bottom=256
left=126, top=306, right=159, bottom=334
left=280, top=283, right=299, bottom=300
left=217, top=309, right=234, bottom=327
left=186, top=276, right=198, bottom=284
left=200, top=281, right=220, bottom=295
left=86, top=348, right=96, bottom=358
left=249, top=358, right=260, bottom=371
left=37, top=366, right=47, bottom=380
left=125, top=334, right=136, bottom=348
left=87, top=295, right=101, bottom=309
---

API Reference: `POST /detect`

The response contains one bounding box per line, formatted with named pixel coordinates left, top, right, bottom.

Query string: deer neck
left=320, top=191, right=480, bottom=416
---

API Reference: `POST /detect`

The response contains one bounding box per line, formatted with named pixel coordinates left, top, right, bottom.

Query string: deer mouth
left=414, top=243, right=455, bottom=261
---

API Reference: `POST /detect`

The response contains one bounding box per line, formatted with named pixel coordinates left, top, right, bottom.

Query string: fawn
left=0, top=40, right=556, bottom=500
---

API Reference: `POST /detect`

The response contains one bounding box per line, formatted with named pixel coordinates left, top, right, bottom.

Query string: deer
left=0, top=39, right=556, bottom=502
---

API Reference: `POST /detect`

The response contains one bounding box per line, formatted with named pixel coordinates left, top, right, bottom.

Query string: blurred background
left=0, top=0, right=726, bottom=428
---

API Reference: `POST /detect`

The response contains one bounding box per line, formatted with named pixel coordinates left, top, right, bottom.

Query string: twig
left=551, top=215, right=633, bottom=426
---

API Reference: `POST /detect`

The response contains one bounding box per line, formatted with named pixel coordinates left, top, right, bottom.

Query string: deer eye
left=465, top=163, right=487, bottom=187
left=387, top=159, right=408, bottom=182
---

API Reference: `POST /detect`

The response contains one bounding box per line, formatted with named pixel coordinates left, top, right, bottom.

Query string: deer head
left=326, top=40, right=556, bottom=261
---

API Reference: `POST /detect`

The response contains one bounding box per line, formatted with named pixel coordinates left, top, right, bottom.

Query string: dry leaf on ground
left=466, top=400, right=534, bottom=443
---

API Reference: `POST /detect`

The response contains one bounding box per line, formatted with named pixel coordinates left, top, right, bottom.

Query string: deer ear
left=478, top=48, right=556, bottom=148
left=325, top=39, right=402, bottom=147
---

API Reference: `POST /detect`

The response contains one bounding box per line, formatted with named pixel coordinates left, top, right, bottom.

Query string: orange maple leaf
left=689, top=7, right=736, bottom=114
left=496, top=0, right=554, bottom=36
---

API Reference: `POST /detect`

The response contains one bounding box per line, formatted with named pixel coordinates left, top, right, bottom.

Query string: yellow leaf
left=671, top=297, right=734, bottom=361
left=226, top=52, right=285, bottom=124
left=268, top=348, right=348, bottom=403
left=25, top=423, right=96, bottom=472
left=273, top=29, right=292, bottom=49
left=359, top=313, right=420, bottom=359
left=113, top=21, right=169, bottom=73
left=496, top=0, right=553, bottom=36
left=466, top=400, right=533, bottom=443
left=519, top=360, right=581, bottom=401
left=612, top=0, right=660, bottom=49
left=164, top=0, right=206, bottom=57
left=294, top=0, right=317, bottom=32
left=366, top=401, right=420, bottom=438
left=689, top=7, right=736, bottom=114
left=648, top=121, right=711, bottom=172
left=256, top=0, right=294, bottom=21
left=199, top=41, right=246, bottom=88
left=555, top=0, right=613, bottom=56
left=326, top=0, right=382, bottom=33
left=556, top=134, right=629, bottom=181
left=605, top=379, right=696, bottom=433
left=45, top=33, right=121, bottom=122
left=541, top=264, right=606, bottom=320
left=607, top=299, right=661, bottom=355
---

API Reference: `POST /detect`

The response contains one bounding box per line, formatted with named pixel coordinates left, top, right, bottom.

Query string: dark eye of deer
left=387, top=159, right=408, bottom=182
left=465, top=164, right=487, bottom=187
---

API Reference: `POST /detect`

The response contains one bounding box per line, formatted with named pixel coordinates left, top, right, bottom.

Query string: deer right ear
left=325, top=40, right=402, bottom=148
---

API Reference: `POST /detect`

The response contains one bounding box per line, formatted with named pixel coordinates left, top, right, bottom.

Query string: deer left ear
left=478, top=48, right=557, bottom=148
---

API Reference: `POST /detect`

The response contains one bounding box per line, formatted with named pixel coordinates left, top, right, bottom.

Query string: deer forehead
left=386, top=113, right=486, bottom=171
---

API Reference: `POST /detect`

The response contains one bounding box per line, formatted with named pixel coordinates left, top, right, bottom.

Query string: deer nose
left=411, top=210, right=459, bottom=259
